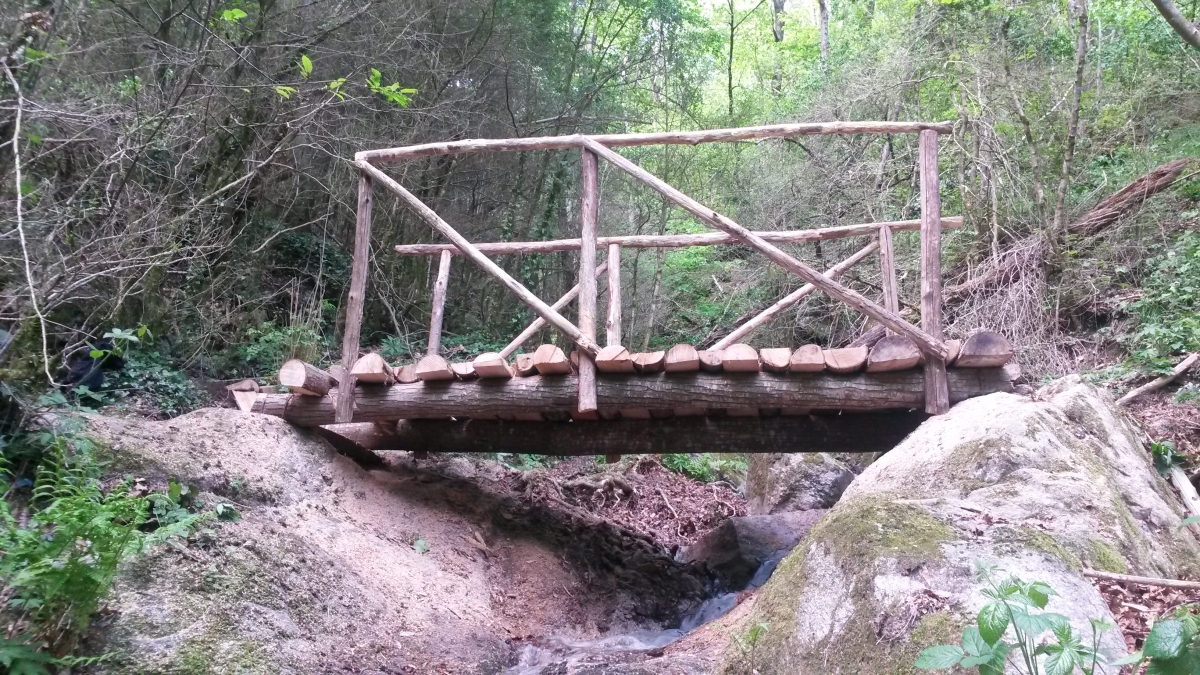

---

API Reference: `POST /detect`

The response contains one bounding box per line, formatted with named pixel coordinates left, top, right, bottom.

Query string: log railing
left=339, top=122, right=959, bottom=423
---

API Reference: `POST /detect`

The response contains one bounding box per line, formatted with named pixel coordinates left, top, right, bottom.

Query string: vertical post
left=606, top=243, right=622, bottom=345
left=878, top=224, right=899, bottom=336
left=577, top=149, right=599, bottom=413
left=336, top=171, right=374, bottom=423
left=427, top=249, right=452, bottom=356
left=919, top=130, right=950, bottom=415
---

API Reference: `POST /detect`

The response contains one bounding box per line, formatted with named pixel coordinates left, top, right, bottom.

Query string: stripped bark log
left=919, top=129, right=950, bottom=415
left=824, top=347, right=868, bottom=374
left=789, top=345, right=825, bottom=373
left=1117, top=353, right=1199, bottom=406
left=358, top=121, right=955, bottom=164
left=394, top=220, right=960, bottom=257
left=336, top=172, right=374, bottom=423
left=498, top=262, right=609, bottom=359
left=664, top=344, right=700, bottom=372
left=427, top=250, right=452, bottom=355
left=578, top=149, right=600, bottom=412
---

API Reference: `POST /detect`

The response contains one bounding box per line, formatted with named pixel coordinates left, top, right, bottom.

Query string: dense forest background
left=1, top=0, right=1198, bottom=411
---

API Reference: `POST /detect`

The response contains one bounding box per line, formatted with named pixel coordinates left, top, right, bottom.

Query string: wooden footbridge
left=239, top=121, right=1017, bottom=458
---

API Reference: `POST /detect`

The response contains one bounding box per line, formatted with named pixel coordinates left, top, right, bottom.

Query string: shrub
left=1123, top=231, right=1200, bottom=372
left=239, top=320, right=328, bottom=373
left=114, top=350, right=204, bottom=417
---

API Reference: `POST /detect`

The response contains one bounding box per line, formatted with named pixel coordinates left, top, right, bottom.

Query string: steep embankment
left=82, top=410, right=723, bottom=674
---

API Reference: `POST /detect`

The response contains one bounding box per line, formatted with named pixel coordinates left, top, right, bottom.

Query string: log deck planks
left=250, top=368, right=1015, bottom=426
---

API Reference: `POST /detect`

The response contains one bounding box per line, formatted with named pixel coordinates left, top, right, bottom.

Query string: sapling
left=915, top=565, right=1117, bottom=675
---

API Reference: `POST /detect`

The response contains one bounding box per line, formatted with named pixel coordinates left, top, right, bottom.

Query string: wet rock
left=680, top=510, right=825, bottom=590
left=746, top=452, right=855, bottom=514
left=724, top=376, right=1200, bottom=673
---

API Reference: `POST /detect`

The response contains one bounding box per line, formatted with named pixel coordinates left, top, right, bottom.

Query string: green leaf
left=89, top=349, right=104, bottom=358
left=215, top=503, right=241, bottom=522
left=299, top=54, right=313, bottom=79
left=221, top=8, right=247, bottom=21
left=978, top=602, right=1010, bottom=645
left=367, top=68, right=382, bottom=89
left=1181, top=515, right=1200, bottom=528
left=1145, top=620, right=1191, bottom=659
left=167, top=481, right=182, bottom=503
left=1146, top=656, right=1196, bottom=675
left=412, top=538, right=430, bottom=554
left=962, top=626, right=990, bottom=657
left=1112, top=649, right=1144, bottom=666
left=274, top=85, right=298, bottom=100
left=1027, top=581, right=1054, bottom=608
left=914, top=645, right=965, bottom=669
left=1011, top=609, right=1069, bottom=636
left=1044, top=647, right=1078, bottom=675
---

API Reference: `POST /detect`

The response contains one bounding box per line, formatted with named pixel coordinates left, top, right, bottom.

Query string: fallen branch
left=1082, top=569, right=1200, bottom=591
left=1117, top=353, right=1199, bottom=406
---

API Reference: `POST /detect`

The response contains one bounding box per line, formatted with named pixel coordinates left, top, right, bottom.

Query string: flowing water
left=503, top=551, right=788, bottom=674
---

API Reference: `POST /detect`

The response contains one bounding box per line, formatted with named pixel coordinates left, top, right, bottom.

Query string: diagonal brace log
left=713, top=240, right=879, bottom=350
left=581, top=137, right=950, bottom=361
left=356, top=160, right=601, bottom=357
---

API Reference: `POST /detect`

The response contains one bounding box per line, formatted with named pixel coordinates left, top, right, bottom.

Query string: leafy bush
left=113, top=350, right=204, bottom=417
left=916, top=566, right=1115, bottom=674
left=1123, top=231, right=1200, bottom=372
left=1117, top=606, right=1200, bottom=671
left=0, top=419, right=200, bottom=657
left=239, top=320, right=328, bottom=373
left=661, top=453, right=746, bottom=483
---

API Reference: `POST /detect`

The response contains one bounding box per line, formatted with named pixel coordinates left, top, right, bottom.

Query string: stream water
left=503, top=551, right=788, bottom=674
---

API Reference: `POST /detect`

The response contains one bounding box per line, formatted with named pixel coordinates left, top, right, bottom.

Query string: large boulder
left=746, top=452, right=856, bottom=514
left=725, top=376, right=1200, bottom=674
left=680, top=510, right=826, bottom=591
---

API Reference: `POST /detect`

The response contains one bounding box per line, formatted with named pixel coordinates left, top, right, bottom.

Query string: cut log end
left=596, top=345, right=636, bottom=373
left=955, top=331, right=1013, bottom=368
left=473, top=352, right=513, bottom=378
left=664, top=344, right=700, bottom=372
left=698, top=350, right=724, bottom=373
left=415, top=354, right=455, bottom=381
left=513, top=353, right=539, bottom=377
left=866, top=336, right=922, bottom=373
left=279, top=360, right=338, bottom=396
left=723, top=344, right=760, bottom=372
left=759, top=348, right=792, bottom=373
left=533, top=344, right=572, bottom=375
left=789, top=344, right=825, bottom=373
left=824, top=347, right=868, bottom=374
left=633, top=351, right=666, bottom=373
left=351, top=353, right=395, bottom=384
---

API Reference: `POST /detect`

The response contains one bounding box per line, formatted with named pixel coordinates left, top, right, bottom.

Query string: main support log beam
left=582, top=138, right=950, bottom=361
left=249, top=368, right=1013, bottom=425
left=338, top=412, right=929, bottom=456
left=393, top=218, right=962, bottom=256
left=357, top=160, right=600, bottom=357
left=357, top=121, right=955, bottom=164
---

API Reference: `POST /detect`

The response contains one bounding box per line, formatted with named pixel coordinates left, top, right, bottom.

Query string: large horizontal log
left=332, top=412, right=929, bottom=455
left=356, top=121, right=955, bottom=164
left=393, top=218, right=962, bottom=256
left=249, top=368, right=1013, bottom=426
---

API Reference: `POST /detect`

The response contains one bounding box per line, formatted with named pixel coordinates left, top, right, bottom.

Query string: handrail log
left=393, top=217, right=962, bottom=256
left=357, top=121, right=955, bottom=164
left=581, top=138, right=951, bottom=361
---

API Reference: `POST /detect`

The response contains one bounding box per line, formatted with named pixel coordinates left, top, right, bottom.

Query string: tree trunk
left=818, top=0, right=831, bottom=61
left=1050, top=0, right=1090, bottom=249
left=1148, top=0, right=1200, bottom=49
left=772, top=0, right=786, bottom=41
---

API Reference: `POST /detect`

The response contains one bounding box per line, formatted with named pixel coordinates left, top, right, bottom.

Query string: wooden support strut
left=878, top=222, right=899, bottom=335
left=577, top=149, right=600, bottom=412
left=336, top=172, right=374, bottom=423
left=919, top=129, right=951, bottom=414
left=580, top=138, right=951, bottom=362
left=712, top=240, right=879, bottom=350
left=427, top=250, right=452, bottom=356
left=392, top=217, right=963, bottom=256
left=355, top=160, right=600, bottom=357
left=606, top=244, right=622, bottom=346
left=356, top=121, right=955, bottom=164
